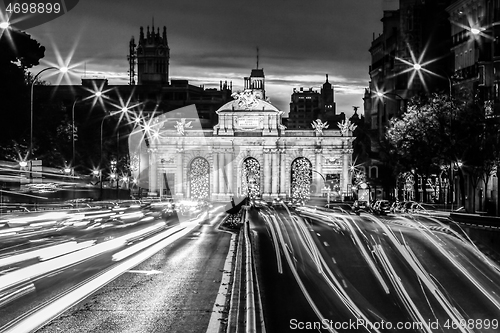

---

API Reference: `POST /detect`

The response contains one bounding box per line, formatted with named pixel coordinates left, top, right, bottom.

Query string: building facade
left=288, top=75, right=339, bottom=130
left=446, top=0, right=500, bottom=214
left=363, top=0, right=453, bottom=201
left=130, top=72, right=356, bottom=202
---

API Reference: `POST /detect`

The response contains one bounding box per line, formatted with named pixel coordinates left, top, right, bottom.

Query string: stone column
left=148, top=148, right=158, bottom=195
left=280, top=150, right=286, bottom=197
left=271, top=151, right=278, bottom=196
left=219, top=152, right=225, bottom=196
left=225, top=151, right=233, bottom=195
left=343, top=151, right=350, bottom=199
left=263, top=149, right=271, bottom=198
left=176, top=148, right=184, bottom=198
left=315, top=149, right=323, bottom=196
left=212, top=150, right=219, bottom=197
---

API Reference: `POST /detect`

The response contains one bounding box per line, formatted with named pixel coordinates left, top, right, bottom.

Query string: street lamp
left=375, top=91, right=407, bottom=132
left=71, top=96, right=82, bottom=177
left=99, top=108, right=128, bottom=200
left=30, top=66, right=67, bottom=160
left=311, top=169, right=330, bottom=203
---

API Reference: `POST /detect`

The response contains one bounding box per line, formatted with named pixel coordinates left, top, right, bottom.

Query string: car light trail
left=373, top=243, right=433, bottom=333
left=365, top=215, right=473, bottom=333
left=269, top=212, right=338, bottom=333
left=112, top=224, right=185, bottom=261
left=0, top=222, right=166, bottom=294
left=342, top=216, right=390, bottom=295
left=0, top=219, right=198, bottom=333
left=0, top=241, right=80, bottom=268
left=403, top=216, right=500, bottom=313
left=0, top=283, right=35, bottom=308
left=261, top=214, right=283, bottom=274
left=274, top=210, right=382, bottom=331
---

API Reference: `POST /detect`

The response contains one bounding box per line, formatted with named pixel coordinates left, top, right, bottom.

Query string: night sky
left=14, top=0, right=398, bottom=116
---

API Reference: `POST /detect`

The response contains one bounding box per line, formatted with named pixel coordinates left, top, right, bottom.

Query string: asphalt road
left=0, top=204, right=233, bottom=333
left=251, top=205, right=500, bottom=333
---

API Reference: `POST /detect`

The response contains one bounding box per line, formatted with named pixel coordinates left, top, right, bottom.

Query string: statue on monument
left=231, top=89, right=261, bottom=110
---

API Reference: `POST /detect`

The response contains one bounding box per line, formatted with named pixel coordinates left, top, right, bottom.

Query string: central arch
left=290, top=157, right=312, bottom=201
left=241, top=157, right=261, bottom=199
left=189, top=157, right=210, bottom=200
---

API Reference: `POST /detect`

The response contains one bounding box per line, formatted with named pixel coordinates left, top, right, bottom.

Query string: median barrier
left=449, top=213, right=500, bottom=229
left=226, top=208, right=264, bottom=333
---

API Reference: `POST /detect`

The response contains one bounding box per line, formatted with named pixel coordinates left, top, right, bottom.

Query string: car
left=409, top=203, right=450, bottom=217
left=353, top=200, right=372, bottom=213
left=372, top=200, right=392, bottom=215
left=399, top=201, right=417, bottom=213
left=324, top=202, right=360, bottom=215
left=390, top=201, right=406, bottom=213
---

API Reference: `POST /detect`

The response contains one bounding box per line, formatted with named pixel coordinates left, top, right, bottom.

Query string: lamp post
left=376, top=91, right=407, bottom=114
left=71, top=96, right=82, bottom=177
left=99, top=108, right=128, bottom=200
left=311, top=169, right=329, bottom=203
left=30, top=67, right=66, bottom=160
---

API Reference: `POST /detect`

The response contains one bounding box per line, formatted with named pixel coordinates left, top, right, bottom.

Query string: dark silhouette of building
left=32, top=24, right=233, bottom=175
left=287, top=74, right=342, bottom=129
left=362, top=0, right=453, bottom=200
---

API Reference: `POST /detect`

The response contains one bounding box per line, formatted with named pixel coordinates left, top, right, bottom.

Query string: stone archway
left=290, top=157, right=312, bottom=201
left=189, top=157, right=210, bottom=200
left=241, top=157, right=261, bottom=199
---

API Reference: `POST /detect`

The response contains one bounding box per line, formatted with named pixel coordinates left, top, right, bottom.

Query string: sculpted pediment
left=216, top=89, right=281, bottom=113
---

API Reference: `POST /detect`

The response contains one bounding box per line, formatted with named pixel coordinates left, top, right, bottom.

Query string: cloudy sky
left=15, top=0, right=399, bottom=116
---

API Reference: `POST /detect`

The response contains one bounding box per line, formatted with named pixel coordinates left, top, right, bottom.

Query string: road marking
left=206, top=234, right=236, bottom=333
left=0, top=283, right=35, bottom=308
left=323, top=241, right=329, bottom=247
left=127, top=270, right=162, bottom=275
left=331, top=256, right=337, bottom=264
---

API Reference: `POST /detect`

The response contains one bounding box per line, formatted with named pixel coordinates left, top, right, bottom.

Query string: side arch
left=290, top=157, right=312, bottom=201
left=189, top=157, right=210, bottom=200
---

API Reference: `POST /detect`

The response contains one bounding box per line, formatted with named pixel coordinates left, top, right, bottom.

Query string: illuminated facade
left=130, top=70, right=356, bottom=202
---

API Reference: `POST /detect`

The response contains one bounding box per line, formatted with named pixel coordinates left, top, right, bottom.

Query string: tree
left=385, top=94, right=451, bottom=202
left=385, top=92, right=500, bottom=210
left=0, top=28, right=45, bottom=157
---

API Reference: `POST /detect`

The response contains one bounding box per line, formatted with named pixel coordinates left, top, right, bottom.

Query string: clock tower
left=135, top=24, right=170, bottom=86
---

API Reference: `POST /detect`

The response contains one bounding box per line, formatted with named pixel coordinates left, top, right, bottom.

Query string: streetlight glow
left=19, top=161, right=28, bottom=168
left=470, top=28, right=481, bottom=35
left=0, top=22, right=9, bottom=29
left=413, top=63, right=422, bottom=71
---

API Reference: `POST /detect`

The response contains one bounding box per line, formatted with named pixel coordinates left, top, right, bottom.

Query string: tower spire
left=256, top=47, right=259, bottom=69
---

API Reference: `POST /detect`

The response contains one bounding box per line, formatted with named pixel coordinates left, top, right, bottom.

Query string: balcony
left=453, top=65, right=479, bottom=82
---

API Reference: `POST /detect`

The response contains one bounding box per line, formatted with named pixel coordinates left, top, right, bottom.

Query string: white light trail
left=112, top=225, right=185, bottom=261
left=0, top=222, right=197, bottom=333
left=261, top=214, right=283, bottom=274
left=365, top=215, right=473, bottom=333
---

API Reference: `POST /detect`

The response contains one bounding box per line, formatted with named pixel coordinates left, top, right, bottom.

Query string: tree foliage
left=0, top=28, right=45, bottom=155
left=385, top=92, right=500, bottom=207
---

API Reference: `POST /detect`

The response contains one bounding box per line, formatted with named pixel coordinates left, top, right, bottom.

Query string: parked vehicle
left=372, top=200, right=392, bottom=215
left=354, top=200, right=371, bottom=213
left=324, top=202, right=360, bottom=215
left=409, top=203, right=450, bottom=217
